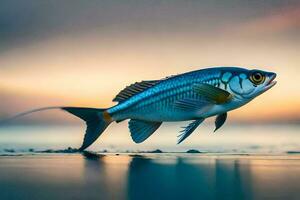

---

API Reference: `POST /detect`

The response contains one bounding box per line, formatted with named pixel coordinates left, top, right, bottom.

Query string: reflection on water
left=127, top=156, right=253, bottom=200
left=0, top=154, right=299, bottom=200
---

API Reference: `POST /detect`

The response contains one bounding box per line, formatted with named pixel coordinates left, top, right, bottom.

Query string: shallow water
left=0, top=154, right=300, bottom=200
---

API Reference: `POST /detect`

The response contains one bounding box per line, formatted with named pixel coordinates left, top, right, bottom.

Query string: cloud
left=234, top=5, right=300, bottom=35
left=3, top=0, right=295, bottom=51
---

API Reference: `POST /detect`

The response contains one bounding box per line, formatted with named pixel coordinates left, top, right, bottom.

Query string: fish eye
left=250, top=71, right=265, bottom=85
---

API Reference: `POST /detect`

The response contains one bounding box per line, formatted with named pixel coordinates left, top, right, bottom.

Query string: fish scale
left=109, top=71, right=222, bottom=121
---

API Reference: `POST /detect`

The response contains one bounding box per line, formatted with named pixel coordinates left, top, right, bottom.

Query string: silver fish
left=3, top=67, right=277, bottom=150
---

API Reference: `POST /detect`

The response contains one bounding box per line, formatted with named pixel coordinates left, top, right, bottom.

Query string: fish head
left=221, top=68, right=277, bottom=101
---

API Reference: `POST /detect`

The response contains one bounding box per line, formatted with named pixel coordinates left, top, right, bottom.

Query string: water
left=0, top=154, right=299, bottom=200
left=0, top=123, right=300, bottom=200
left=0, top=124, right=299, bottom=153
left=0, top=124, right=299, bottom=199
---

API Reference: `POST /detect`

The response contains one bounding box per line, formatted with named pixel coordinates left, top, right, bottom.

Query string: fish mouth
left=264, top=73, right=277, bottom=91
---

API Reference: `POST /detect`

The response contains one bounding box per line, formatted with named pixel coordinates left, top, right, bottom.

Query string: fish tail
left=0, top=106, right=113, bottom=151
left=62, top=107, right=113, bottom=151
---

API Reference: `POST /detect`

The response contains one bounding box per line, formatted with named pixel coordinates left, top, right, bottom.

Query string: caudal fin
left=0, top=106, right=113, bottom=151
left=62, top=107, right=112, bottom=151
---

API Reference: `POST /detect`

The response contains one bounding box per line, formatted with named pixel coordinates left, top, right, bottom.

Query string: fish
left=2, top=67, right=277, bottom=150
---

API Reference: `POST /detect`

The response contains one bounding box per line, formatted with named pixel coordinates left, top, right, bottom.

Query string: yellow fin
left=193, top=83, right=232, bottom=104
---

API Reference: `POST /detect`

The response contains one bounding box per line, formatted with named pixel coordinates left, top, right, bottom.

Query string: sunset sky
left=0, top=0, right=299, bottom=124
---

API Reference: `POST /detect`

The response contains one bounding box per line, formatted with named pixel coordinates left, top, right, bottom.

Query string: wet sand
left=0, top=154, right=300, bottom=200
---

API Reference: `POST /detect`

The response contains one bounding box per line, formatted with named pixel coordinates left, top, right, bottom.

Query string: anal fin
left=177, top=118, right=205, bottom=144
left=129, top=119, right=162, bottom=143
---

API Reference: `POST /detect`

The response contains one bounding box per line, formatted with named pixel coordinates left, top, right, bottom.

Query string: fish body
left=108, top=67, right=272, bottom=121
left=3, top=67, right=277, bottom=150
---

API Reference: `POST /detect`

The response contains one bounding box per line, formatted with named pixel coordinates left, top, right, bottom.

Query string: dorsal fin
left=113, top=80, right=160, bottom=103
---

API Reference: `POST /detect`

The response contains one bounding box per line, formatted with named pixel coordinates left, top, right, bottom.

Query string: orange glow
left=0, top=2, right=299, bottom=124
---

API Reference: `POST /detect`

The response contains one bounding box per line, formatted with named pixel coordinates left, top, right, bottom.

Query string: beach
left=0, top=153, right=300, bottom=200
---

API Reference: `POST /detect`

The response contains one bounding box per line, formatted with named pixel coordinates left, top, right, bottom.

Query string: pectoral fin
left=214, top=112, right=227, bottom=132
left=129, top=119, right=162, bottom=143
left=177, top=118, right=205, bottom=144
left=193, top=83, right=232, bottom=104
